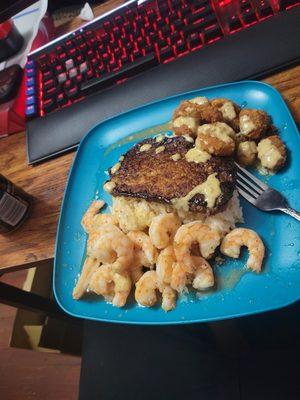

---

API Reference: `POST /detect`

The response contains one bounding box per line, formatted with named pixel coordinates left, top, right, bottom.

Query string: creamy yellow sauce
left=140, top=143, right=152, bottom=152
left=155, top=145, right=165, bottom=154
left=119, top=155, right=124, bottom=162
left=172, top=173, right=221, bottom=211
left=103, top=181, right=116, bottom=193
left=220, top=102, right=236, bottom=120
left=257, top=138, right=282, bottom=170
left=111, top=162, right=121, bottom=174
left=197, top=122, right=235, bottom=143
left=185, top=147, right=211, bottom=163
left=173, top=116, right=198, bottom=133
left=238, top=141, right=257, bottom=158
left=155, top=134, right=165, bottom=143
left=183, top=135, right=194, bottom=143
left=171, top=153, right=181, bottom=161
left=240, top=115, right=256, bottom=135
left=189, top=96, right=208, bottom=105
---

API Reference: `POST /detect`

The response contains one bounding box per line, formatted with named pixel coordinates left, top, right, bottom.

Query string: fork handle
left=281, top=207, right=300, bottom=222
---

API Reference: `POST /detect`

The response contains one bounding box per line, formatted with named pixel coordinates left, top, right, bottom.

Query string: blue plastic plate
left=54, top=81, right=300, bottom=324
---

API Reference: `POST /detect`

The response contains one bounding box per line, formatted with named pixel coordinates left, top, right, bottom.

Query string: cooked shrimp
left=127, top=231, right=158, bottom=268
left=130, top=263, right=144, bottom=284
left=174, top=222, right=221, bottom=270
left=135, top=270, right=158, bottom=307
left=73, top=257, right=100, bottom=300
left=170, top=262, right=188, bottom=293
left=149, top=213, right=181, bottom=249
left=135, top=270, right=177, bottom=311
left=87, top=224, right=134, bottom=272
left=220, top=228, right=265, bottom=272
left=191, top=256, right=215, bottom=290
left=156, top=245, right=176, bottom=285
left=89, top=264, right=132, bottom=307
left=81, top=200, right=105, bottom=233
left=161, top=286, right=177, bottom=312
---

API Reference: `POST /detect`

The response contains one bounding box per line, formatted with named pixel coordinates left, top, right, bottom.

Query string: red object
left=0, top=13, right=55, bottom=137
left=0, top=20, right=13, bottom=39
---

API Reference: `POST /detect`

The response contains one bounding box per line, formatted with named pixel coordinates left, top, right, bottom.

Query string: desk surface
left=0, top=1, right=299, bottom=273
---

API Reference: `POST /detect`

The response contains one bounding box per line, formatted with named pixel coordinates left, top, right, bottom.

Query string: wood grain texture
left=0, top=0, right=299, bottom=272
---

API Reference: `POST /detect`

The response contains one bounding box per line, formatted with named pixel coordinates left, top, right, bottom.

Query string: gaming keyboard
left=25, top=0, right=300, bottom=163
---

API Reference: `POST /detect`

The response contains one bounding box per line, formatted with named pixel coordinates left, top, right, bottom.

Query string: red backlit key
left=159, top=46, right=174, bottom=62
left=43, top=98, right=55, bottom=112
left=44, top=78, right=55, bottom=89
left=58, top=72, right=67, bottom=84
left=66, top=86, right=78, bottom=98
left=187, top=32, right=203, bottom=49
left=57, top=93, right=67, bottom=105
left=203, top=25, right=223, bottom=42
left=43, top=86, right=57, bottom=99
left=241, top=9, right=258, bottom=24
left=42, top=70, right=53, bottom=81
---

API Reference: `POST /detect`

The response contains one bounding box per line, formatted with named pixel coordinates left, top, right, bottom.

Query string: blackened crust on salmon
left=109, top=136, right=236, bottom=215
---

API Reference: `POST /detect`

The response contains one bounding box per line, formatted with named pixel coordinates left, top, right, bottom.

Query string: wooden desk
left=0, top=1, right=300, bottom=275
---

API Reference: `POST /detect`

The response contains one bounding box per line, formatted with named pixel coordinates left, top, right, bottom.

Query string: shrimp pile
left=172, top=96, right=286, bottom=173
left=73, top=200, right=265, bottom=312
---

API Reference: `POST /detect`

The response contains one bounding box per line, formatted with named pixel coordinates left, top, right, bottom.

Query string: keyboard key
left=66, top=86, right=78, bottom=98
left=26, top=95, right=35, bottom=106
left=25, top=104, right=36, bottom=117
left=44, top=78, right=55, bottom=89
left=26, top=59, right=35, bottom=69
left=54, top=64, right=63, bottom=75
left=242, top=9, right=258, bottom=24
left=69, top=67, right=77, bottom=79
left=175, top=39, right=187, bottom=54
left=79, top=62, right=88, bottom=74
left=203, top=25, right=223, bottom=42
left=43, top=98, right=55, bottom=112
left=57, top=93, right=67, bottom=105
left=26, top=86, right=35, bottom=96
left=58, top=73, right=67, bottom=84
left=228, top=15, right=242, bottom=32
left=43, top=86, right=57, bottom=98
left=159, top=46, right=174, bottom=62
left=26, top=77, right=35, bottom=86
left=42, top=70, right=53, bottom=81
left=65, top=59, right=74, bottom=70
left=26, top=68, right=35, bottom=78
left=187, top=32, right=203, bottom=48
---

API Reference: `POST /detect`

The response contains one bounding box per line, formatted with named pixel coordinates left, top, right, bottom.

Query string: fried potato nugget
left=172, top=100, right=223, bottom=137
left=236, top=141, right=257, bottom=166
left=257, top=135, right=286, bottom=171
left=211, top=98, right=240, bottom=132
left=239, top=109, right=270, bottom=140
left=196, top=122, right=236, bottom=156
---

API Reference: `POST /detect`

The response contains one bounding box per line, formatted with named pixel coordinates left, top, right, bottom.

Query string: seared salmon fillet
left=109, top=136, right=236, bottom=214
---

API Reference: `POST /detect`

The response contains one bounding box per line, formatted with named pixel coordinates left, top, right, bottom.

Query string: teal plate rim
left=53, top=80, right=300, bottom=325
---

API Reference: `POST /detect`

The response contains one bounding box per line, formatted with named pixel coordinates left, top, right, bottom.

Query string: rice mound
left=111, top=191, right=243, bottom=236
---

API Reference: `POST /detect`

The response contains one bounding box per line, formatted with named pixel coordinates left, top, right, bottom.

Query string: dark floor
left=0, top=270, right=80, bottom=400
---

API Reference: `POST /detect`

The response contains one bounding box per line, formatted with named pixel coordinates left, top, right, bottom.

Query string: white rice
left=111, top=191, right=243, bottom=237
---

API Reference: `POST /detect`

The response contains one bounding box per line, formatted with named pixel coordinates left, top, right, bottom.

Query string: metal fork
left=235, top=163, right=300, bottom=222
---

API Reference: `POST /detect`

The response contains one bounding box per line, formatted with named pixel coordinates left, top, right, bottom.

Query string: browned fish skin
left=109, top=136, right=236, bottom=215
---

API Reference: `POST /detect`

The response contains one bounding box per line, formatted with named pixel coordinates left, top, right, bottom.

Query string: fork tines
left=235, top=162, right=268, bottom=203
